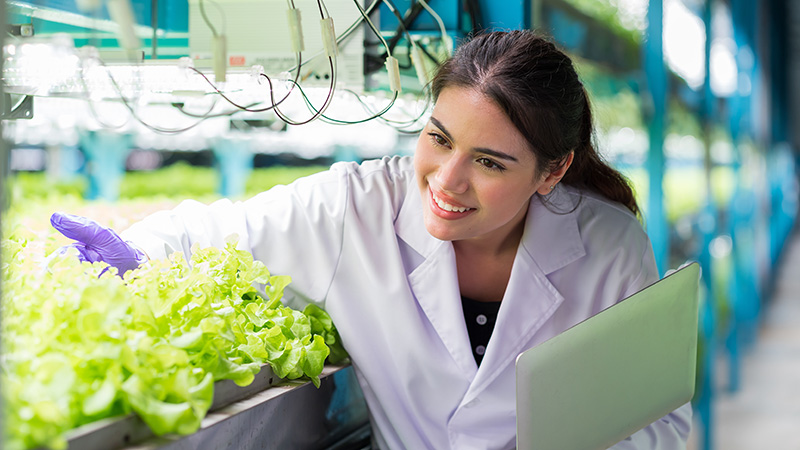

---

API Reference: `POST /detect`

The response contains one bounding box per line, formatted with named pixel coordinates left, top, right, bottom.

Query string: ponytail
left=561, top=92, right=640, bottom=216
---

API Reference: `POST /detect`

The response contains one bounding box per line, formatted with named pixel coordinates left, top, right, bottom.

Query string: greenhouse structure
left=2, top=0, right=799, bottom=449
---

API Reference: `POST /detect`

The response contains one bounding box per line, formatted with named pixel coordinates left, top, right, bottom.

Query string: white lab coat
left=122, top=156, right=692, bottom=450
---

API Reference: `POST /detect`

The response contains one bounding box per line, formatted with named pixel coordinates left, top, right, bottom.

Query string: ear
left=536, top=152, right=575, bottom=195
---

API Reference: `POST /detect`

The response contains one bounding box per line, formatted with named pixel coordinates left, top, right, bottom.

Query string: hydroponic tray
left=63, top=364, right=369, bottom=450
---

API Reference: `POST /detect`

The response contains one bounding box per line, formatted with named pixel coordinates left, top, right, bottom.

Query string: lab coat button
left=476, top=314, right=487, bottom=325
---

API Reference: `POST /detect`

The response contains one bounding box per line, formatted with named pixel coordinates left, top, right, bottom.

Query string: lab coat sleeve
left=120, top=167, right=349, bottom=308
left=609, top=233, right=693, bottom=449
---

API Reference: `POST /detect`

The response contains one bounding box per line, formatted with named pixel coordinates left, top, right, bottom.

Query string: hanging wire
left=366, top=95, right=430, bottom=133
left=376, top=0, right=441, bottom=68
left=288, top=80, right=398, bottom=125
left=172, top=100, right=262, bottom=118
left=265, top=55, right=337, bottom=125
left=288, top=0, right=435, bottom=128
left=178, top=0, right=302, bottom=114
left=415, top=40, right=442, bottom=65
left=285, top=0, right=382, bottom=74
left=198, top=0, right=219, bottom=38
left=261, top=0, right=338, bottom=126
left=417, top=0, right=451, bottom=58
left=77, top=56, right=131, bottom=129
left=102, top=63, right=217, bottom=134
left=380, top=0, right=415, bottom=48
left=281, top=0, right=402, bottom=126
left=77, top=0, right=422, bottom=133
left=187, top=51, right=301, bottom=113
left=354, top=0, right=392, bottom=57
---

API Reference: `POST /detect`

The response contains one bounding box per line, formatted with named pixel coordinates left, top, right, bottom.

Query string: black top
left=461, top=296, right=502, bottom=366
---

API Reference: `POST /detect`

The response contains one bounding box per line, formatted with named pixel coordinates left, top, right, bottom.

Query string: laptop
left=516, top=263, right=700, bottom=450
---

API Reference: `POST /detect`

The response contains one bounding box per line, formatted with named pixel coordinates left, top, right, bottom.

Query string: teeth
left=433, top=193, right=470, bottom=213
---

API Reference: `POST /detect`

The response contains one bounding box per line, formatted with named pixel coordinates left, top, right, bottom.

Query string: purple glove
left=50, top=212, right=147, bottom=275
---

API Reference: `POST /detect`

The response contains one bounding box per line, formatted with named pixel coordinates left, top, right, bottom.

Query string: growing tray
left=63, top=364, right=369, bottom=450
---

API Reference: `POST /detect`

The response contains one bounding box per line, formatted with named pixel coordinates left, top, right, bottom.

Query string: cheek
left=482, top=181, right=537, bottom=212
left=414, top=141, right=434, bottom=178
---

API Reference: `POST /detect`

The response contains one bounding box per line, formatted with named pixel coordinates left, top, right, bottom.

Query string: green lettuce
left=1, top=230, right=347, bottom=450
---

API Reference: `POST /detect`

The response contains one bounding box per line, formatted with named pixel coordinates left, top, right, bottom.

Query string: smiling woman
left=415, top=87, right=546, bottom=246
left=429, top=30, right=639, bottom=217
left=48, top=30, right=690, bottom=450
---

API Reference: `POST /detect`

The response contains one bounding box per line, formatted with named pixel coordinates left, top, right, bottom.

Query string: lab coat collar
left=394, top=184, right=585, bottom=273
left=467, top=185, right=586, bottom=401
left=519, top=184, right=585, bottom=274
left=393, top=185, right=587, bottom=390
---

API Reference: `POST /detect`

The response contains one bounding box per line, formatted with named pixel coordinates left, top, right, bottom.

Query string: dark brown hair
left=430, top=30, right=639, bottom=216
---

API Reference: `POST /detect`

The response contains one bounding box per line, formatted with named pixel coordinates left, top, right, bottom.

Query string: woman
left=53, top=30, right=691, bottom=449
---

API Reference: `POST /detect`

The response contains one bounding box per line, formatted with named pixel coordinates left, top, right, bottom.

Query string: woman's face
left=414, top=86, right=553, bottom=245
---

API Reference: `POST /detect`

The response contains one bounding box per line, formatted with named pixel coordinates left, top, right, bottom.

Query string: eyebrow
left=430, top=116, right=520, bottom=163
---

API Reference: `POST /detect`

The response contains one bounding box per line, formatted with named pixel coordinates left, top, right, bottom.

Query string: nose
left=435, top=152, right=469, bottom=194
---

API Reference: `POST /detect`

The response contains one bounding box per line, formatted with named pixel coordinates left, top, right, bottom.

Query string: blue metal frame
left=10, top=0, right=188, bottom=32
left=212, top=137, right=254, bottom=199
left=379, top=0, right=530, bottom=36
left=643, top=0, right=668, bottom=276
left=79, top=130, right=132, bottom=201
left=696, top=2, right=717, bottom=450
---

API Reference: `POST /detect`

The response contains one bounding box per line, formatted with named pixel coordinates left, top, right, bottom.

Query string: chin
left=423, top=218, right=461, bottom=242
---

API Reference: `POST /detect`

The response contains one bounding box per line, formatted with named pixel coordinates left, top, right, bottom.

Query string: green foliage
left=7, top=163, right=329, bottom=204
left=7, top=172, right=86, bottom=204
left=119, top=163, right=218, bottom=200
left=1, top=231, right=345, bottom=450
left=667, top=99, right=703, bottom=138
left=622, top=165, right=737, bottom=224
left=245, top=166, right=329, bottom=195
left=120, top=163, right=328, bottom=200
left=574, top=58, right=644, bottom=132
left=562, top=0, right=643, bottom=45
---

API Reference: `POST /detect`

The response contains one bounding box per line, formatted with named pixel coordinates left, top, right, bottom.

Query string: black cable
left=289, top=81, right=398, bottom=125
left=463, top=0, right=483, bottom=35
left=172, top=100, right=261, bottom=118
left=386, top=1, right=424, bottom=55
left=285, top=0, right=382, bottom=75
left=381, top=0, right=416, bottom=50
left=416, top=39, right=441, bottom=65
left=188, top=50, right=302, bottom=113
left=261, top=0, right=337, bottom=126
left=85, top=56, right=232, bottom=134
left=338, top=87, right=429, bottom=132
left=259, top=55, right=337, bottom=126
left=104, top=66, right=211, bottom=134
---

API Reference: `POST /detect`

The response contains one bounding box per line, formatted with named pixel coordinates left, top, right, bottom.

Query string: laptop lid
left=515, top=263, right=700, bottom=450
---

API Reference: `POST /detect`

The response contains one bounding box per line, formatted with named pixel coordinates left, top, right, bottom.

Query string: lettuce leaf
left=1, top=230, right=346, bottom=449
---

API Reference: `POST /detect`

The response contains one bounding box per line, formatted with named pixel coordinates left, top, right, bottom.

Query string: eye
left=477, top=157, right=505, bottom=172
left=427, top=132, right=450, bottom=148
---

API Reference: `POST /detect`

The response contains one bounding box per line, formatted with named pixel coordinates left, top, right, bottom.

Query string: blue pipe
left=643, top=0, right=668, bottom=276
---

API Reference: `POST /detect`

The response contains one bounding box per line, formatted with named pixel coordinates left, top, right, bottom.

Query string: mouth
left=430, top=189, right=474, bottom=214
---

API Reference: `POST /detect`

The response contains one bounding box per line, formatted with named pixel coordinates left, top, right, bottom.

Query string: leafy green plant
left=1, top=230, right=345, bottom=450
left=6, top=163, right=329, bottom=204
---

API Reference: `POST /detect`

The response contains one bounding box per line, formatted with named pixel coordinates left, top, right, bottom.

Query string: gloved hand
left=50, top=212, right=148, bottom=275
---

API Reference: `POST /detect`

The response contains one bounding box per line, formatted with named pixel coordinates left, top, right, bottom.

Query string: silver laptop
left=516, top=263, right=700, bottom=450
